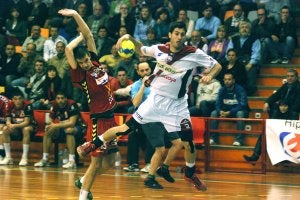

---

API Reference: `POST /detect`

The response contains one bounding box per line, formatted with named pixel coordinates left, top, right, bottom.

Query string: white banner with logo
left=266, top=119, right=300, bottom=165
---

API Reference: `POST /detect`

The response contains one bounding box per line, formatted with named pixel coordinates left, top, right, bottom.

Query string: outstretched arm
left=58, top=9, right=97, bottom=54
left=116, top=34, right=144, bottom=56
left=65, top=33, right=84, bottom=69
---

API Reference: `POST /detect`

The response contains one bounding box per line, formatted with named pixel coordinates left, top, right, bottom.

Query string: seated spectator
left=195, top=4, right=221, bottom=44
left=115, top=56, right=138, bottom=81
left=34, top=91, right=83, bottom=168
left=185, top=30, right=208, bottom=53
left=5, top=7, right=27, bottom=45
left=269, top=6, right=297, bottom=64
left=95, top=26, right=115, bottom=58
left=265, top=0, right=290, bottom=23
left=118, top=25, right=129, bottom=38
left=99, top=45, right=124, bottom=75
left=217, top=0, right=236, bottom=23
left=86, top=3, right=109, bottom=39
left=217, top=48, right=248, bottom=90
left=111, top=67, right=133, bottom=113
left=244, top=99, right=298, bottom=162
left=224, top=3, right=249, bottom=39
left=0, top=89, right=35, bottom=166
left=140, top=27, right=159, bottom=46
left=251, top=6, right=276, bottom=64
left=24, top=58, right=47, bottom=109
left=189, top=70, right=221, bottom=117
left=27, top=0, right=48, bottom=28
left=176, top=9, right=194, bottom=39
left=0, top=44, right=22, bottom=87
left=109, top=0, right=131, bottom=17
left=133, top=5, right=155, bottom=41
left=227, top=21, right=261, bottom=95
left=43, top=26, right=67, bottom=61
left=153, top=7, right=171, bottom=43
left=239, top=0, right=258, bottom=18
left=210, top=73, right=250, bottom=146
left=207, top=25, right=230, bottom=63
left=12, top=43, right=43, bottom=87
left=0, top=94, right=10, bottom=160
left=263, top=69, right=300, bottom=119
left=22, top=25, right=46, bottom=56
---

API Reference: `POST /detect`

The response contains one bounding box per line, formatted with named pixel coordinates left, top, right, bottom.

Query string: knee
left=236, top=111, right=247, bottom=118
left=210, top=110, right=218, bottom=117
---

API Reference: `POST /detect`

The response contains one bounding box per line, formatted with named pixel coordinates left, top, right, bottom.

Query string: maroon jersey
left=70, top=52, right=116, bottom=118
left=0, top=95, right=10, bottom=123
left=49, top=99, right=80, bottom=121
left=6, top=100, right=33, bottom=124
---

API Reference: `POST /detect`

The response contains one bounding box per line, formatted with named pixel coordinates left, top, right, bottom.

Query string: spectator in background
left=6, top=0, right=30, bottom=21
left=141, top=27, right=159, bottom=47
left=22, top=25, right=46, bottom=56
left=176, top=9, right=195, bottom=39
left=228, top=21, right=261, bottom=95
left=118, top=25, right=129, bottom=38
left=12, top=43, right=42, bottom=87
left=239, top=0, right=258, bottom=18
left=265, top=0, right=290, bottom=23
left=131, top=0, right=147, bottom=20
left=0, top=44, right=22, bottom=87
left=189, top=69, right=221, bottom=117
left=133, top=5, right=155, bottom=41
left=5, top=7, right=27, bottom=45
left=34, top=91, right=82, bottom=169
left=43, top=26, right=67, bottom=61
left=269, top=6, right=297, bottom=65
left=153, top=7, right=171, bottom=43
left=210, top=73, right=250, bottom=146
left=251, top=6, right=276, bottom=64
left=185, top=30, right=208, bottom=53
left=95, top=26, right=115, bottom=59
left=263, top=69, right=300, bottom=120
left=109, top=0, right=131, bottom=17
left=24, top=58, right=47, bottom=109
left=99, top=45, right=124, bottom=76
left=195, top=4, right=221, bottom=44
left=217, top=0, right=236, bottom=23
left=108, top=3, right=136, bottom=39
left=111, top=67, right=133, bottom=113
left=86, top=3, right=109, bottom=39
left=115, top=56, right=138, bottom=81
left=224, top=3, right=248, bottom=39
left=0, top=89, right=35, bottom=166
left=207, top=25, right=230, bottom=63
left=217, top=48, right=248, bottom=90
left=27, top=0, right=49, bottom=28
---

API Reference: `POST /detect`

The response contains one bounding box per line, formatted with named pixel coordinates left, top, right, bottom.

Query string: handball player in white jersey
left=78, top=21, right=222, bottom=190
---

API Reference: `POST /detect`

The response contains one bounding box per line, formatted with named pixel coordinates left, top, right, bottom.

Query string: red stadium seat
left=191, top=117, right=205, bottom=145
left=33, top=110, right=50, bottom=137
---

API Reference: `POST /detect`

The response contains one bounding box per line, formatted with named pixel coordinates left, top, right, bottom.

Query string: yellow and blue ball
left=118, top=40, right=135, bottom=58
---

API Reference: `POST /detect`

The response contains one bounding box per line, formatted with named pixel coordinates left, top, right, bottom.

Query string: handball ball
left=118, top=40, right=135, bottom=58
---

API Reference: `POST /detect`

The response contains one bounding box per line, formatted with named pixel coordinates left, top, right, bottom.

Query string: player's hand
left=200, top=75, right=212, bottom=84
left=58, top=9, right=77, bottom=17
left=116, top=34, right=131, bottom=50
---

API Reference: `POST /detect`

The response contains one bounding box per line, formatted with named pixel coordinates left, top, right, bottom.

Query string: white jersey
left=141, top=44, right=217, bottom=99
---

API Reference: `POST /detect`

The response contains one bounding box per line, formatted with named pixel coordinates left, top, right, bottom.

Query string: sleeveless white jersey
left=141, top=44, right=217, bottom=99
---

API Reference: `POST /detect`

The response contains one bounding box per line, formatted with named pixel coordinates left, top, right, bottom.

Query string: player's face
left=76, top=55, right=93, bottom=71
left=12, top=96, right=23, bottom=109
left=169, top=28, right=186, bottom=51
left=223, top=74, right=235, bottom=88
left=55, top=95, right=67, bottom=108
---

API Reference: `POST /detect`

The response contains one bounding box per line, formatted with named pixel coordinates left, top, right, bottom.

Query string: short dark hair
left=73, top=46, right=89, bottom=59
left=287, top=68, right=298, bottom=77
left=55, top=91, right=66, bottom=97
left=169, top=21, right=187, bottom=34
left=116, top=66, right=127, bottom=74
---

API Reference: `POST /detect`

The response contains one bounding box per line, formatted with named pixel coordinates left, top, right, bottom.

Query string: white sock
left=98, top=135, right=106, bottom=143
left=80, top=176, right=85, bottom=183
left=43, top=153, right=49, bottom=161
left=186, top=162, right=195, bottom=168
left=69, top=154, right=75, bottom=162
left=22, top=144, right=30, bottom=159
left=79, top=189, right=89, bottom=200
left=0, top=144, right=4, bottom=149
left=3, top=143, right=11, bottom=158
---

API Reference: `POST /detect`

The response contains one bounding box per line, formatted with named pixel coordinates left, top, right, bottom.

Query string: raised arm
left=58, top=9, right=97, bottom=54
left=116, top=34, right=144, bottom=56
left=65, top=33, right=84, bottom=69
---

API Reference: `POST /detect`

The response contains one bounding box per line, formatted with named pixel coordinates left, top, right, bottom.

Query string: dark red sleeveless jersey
left=0, top=95, right=10, bottom=121
left=70, top=52, right=116, bottom=118
left=6, top=100, right=33, bottom=124
left=49, top=99, right=80, bottom=121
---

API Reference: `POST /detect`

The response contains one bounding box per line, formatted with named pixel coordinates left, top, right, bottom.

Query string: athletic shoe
left=232, top=141, right=241, bottom=146
left=77, top=142, right=96, bottom=158
left=144, top=178, right=163, bottom=189
left=156, top=167, right=175, bottom=183
left=123, top=163, right=139, bottom=172
left=75, top=177, right=93, bottom=200
left=0, top=157, right=13, bottom=165
left=62, top=160, right=77, bottom=169
left=183, top=168, right=207, bottom=191
left=243, top=154, right=259, bottom=162
left=19, top=158, right=28, bottom=166
left=270, top=58, right=281, bottom=64
left=141, top=164, right=151, bottom=173
left=281, top=57, right=289, bottom=64
left=209, top=139, right=216, bottom=145
left=34, top=159, right=50, bottom=167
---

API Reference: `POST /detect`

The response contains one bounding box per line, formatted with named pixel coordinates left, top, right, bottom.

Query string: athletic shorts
left=133, top=92, right=193, bottom=133
left=141, top=122, right=180, bottom=148
left=90, top=117, right=118, bottom=157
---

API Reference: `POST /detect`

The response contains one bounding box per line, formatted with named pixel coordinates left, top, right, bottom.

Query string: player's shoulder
left=182, top=45, right=197, bottom=53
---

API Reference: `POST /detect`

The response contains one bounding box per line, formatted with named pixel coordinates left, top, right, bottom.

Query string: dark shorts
left=141, top=122, right=180, bottom=148
left=178, top=129, right=194, bottom=142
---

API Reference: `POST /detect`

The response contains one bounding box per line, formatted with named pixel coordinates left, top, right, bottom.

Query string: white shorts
left=133, top=92, right=191, bottom=132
